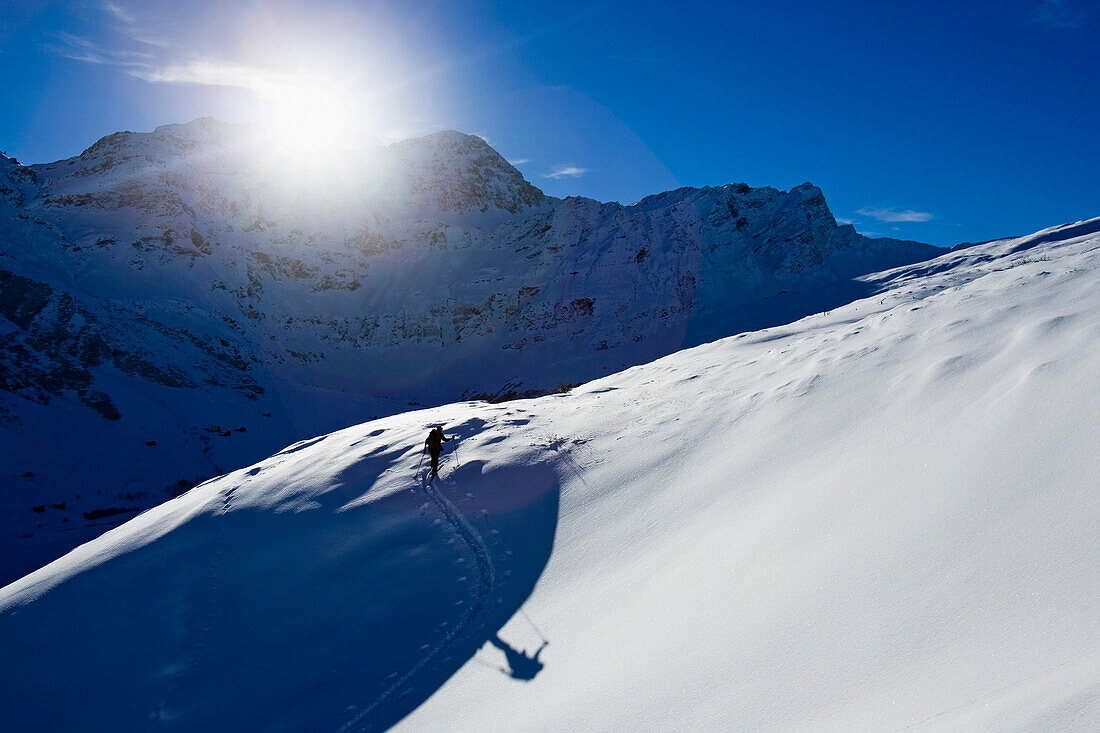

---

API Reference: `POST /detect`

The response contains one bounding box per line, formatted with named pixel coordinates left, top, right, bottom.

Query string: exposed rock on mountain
left=0, top=120, right=938, bottom=580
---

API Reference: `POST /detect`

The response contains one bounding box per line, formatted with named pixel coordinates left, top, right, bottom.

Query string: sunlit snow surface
left=0, top=127, right=937, bottom=583
left=2, top=220, right=1099, bottom=731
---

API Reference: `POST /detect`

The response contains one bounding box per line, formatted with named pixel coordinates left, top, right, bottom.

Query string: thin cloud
left=1030, top=0, right=1088, bottom=29
left=49, top=5, right=273, bottom=94
left=49, top=31, right=154, bottom=66
left=51, top=23, right=300, bottom=101
left=101, top=1, right=172, bottom=48
left=102, top=2, right=136, bottom=26
left=508, top=158, right=530, bottom=166
left=856, top=206, right=934, bottom=223
left=130, top=60, right=292, bottom=96
left=49, top=32, right=114, bottom=64
left=543, top=165, right=589, bottom=180
left=835, top=217, right=855, bottom=226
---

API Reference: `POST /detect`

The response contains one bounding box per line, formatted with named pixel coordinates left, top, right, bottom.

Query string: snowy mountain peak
left=2, top=219, right=1098, bottom=731
left=0, top=120, right=940, bottom=581
left=151, top=116, right=237, bottom=140
left=379, top=129, right=544, bottom=213
left=34, top=120, right=544, bottom=215
left=409, top=128, right=487, bottom=148
left=74, top=117, right=239, bottom=161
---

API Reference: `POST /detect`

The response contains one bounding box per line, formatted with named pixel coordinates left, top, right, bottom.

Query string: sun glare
left=194, top=4, right=429, bottom=172
left=260, top=78, right=360, bottom=165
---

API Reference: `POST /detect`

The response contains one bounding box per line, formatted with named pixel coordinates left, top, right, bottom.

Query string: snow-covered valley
left=0, top=120, right=937, bottom=581
left=2, top=218, right=1097, bottom=731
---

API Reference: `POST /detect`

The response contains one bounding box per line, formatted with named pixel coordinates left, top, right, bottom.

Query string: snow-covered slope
left=2, top=219, right=1096, bottom=731
left=0, top=120, right=937, bottom=582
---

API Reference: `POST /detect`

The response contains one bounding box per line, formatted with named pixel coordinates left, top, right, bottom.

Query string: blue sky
left=1, top=0, right=1096, bottom=245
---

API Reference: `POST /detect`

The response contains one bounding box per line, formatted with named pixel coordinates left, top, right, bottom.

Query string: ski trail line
left=339, top=473, right=496, bottom=733
left=154, top=483, right=237, bottom=721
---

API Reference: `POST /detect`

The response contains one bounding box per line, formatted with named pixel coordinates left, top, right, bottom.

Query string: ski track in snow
left=6, top=222, right=1098, bottom=731
left=340, top=461, right=498, bottom=732
left=155, top=483, right=239, bottom=722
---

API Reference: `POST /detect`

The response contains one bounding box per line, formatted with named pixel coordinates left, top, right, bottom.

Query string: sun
left=259, top=77, right=360, bottom=165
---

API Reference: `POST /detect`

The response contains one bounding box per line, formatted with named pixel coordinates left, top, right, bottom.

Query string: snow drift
left=1, top=219, right=1098, bottom=731
left=1, top=122, right=938, bottom=583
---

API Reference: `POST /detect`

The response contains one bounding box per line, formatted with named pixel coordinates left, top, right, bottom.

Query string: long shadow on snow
left=1001, top=218, right=1100, bottom=253
left=0, top=434, right=561, bottom=733
left=335, top=442, right=561, bottom=731
left=683, top=276, right=888, bottom=347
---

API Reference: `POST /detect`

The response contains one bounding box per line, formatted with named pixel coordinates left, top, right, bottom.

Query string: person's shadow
left=487, top=633, right=548, bottom=681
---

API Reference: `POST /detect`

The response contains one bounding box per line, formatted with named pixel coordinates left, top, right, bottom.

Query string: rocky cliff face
left=0, top=120, right=938, bottom=580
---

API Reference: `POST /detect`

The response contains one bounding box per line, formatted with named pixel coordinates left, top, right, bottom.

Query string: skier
left=422, top=425, right=454, bottom=479
left=488, top=633, right=548, bottom=680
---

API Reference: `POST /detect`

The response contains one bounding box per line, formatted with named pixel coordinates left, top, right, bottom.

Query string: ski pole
left=521, top=608, right=548, bottom=643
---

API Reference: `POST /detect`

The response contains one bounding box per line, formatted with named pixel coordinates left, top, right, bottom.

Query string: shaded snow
left=2, top=219, right=1098, bottom=730
left=0, top=123, right=938, bottom=582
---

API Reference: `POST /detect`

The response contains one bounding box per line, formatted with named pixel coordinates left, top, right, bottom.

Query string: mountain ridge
left=2, top=219, right=1097, bottom=730
left=1, top=120, right=938, bottom=581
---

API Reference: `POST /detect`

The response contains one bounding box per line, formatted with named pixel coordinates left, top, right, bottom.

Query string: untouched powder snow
left=2, top=219, right=1099, bottom=731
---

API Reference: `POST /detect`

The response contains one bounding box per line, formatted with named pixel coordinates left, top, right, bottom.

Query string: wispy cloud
left=129, top=60, right=297, bottom=97
left=48, top=2, right=169, bottom=70
left=44, top=2, right=432, bottom=151
left=542, top=165, right=589, bottom=180
left=49, top=7, right=309, bottom=103
left=102, top=2, right=135, bottom=26
left=1031, top=0, right=1088, bottom=29
left=100, top=1, right=172, bottom=48
left=47, top=3, right=286, bottom=97
left=49, top=31, right=154, bottom=66
left=856, top=206, right=934, bottom=223
left=508, top=158, right=530, bottom=166
left=51, top=30, right=296, bottom=100
left=835, top=217, right=855, bottom=226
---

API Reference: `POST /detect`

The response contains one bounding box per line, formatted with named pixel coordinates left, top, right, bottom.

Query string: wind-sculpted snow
left=393, top=221, right=1100, bottom=731
left=2, top=219, right=1097, bottom=730
left=0, top=122, right=939, bottom=580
